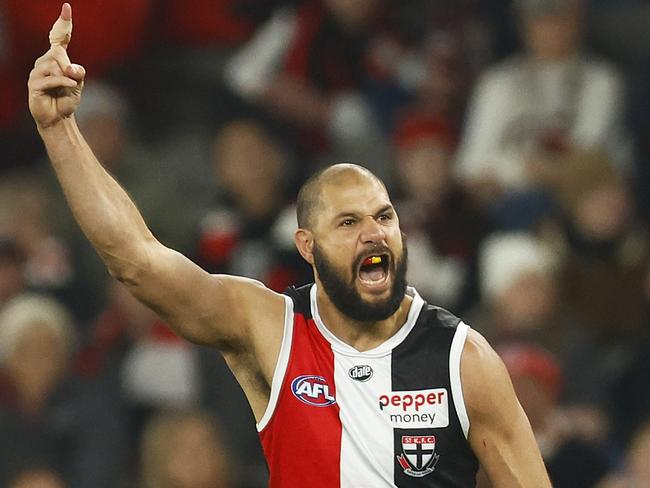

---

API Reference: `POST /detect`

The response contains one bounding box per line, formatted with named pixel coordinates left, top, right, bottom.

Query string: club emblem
left=396, top=435, right=440, bottom=477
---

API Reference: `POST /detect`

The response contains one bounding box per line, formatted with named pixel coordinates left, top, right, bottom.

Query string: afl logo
left=291, top=375, right=336, bottom=407
left=348, top=365, right=373, bottom=382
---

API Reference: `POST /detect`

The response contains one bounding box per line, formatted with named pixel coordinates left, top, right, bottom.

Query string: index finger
left=49, top=3, right=73, bottom=49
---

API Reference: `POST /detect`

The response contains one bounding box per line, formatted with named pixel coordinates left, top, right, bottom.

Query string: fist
left=28, top=3, right=86, bottom=129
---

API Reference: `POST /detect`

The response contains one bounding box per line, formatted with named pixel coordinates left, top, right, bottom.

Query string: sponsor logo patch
left=378, top=388, right=449, bottom=428
left=291, top=375, right=336, bottom=407
left=348, top=364, right=373, bottom=382
left=397, top=435, right=440, bottom=477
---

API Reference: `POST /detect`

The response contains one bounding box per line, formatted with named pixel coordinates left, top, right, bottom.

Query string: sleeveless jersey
left=258, top=284, right=478, bottom=487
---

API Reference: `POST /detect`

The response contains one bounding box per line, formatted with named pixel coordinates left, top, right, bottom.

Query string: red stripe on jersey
left=259, top=313, right=341, bottom=487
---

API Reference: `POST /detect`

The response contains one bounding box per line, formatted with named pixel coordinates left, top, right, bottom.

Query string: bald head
left=296, top=163, right=386, bottom=230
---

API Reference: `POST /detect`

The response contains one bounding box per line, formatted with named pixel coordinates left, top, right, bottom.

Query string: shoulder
left=218, top=276, right=289, bottom=381
left=460, top=328, right=512, bottom=419
left=224, top=275, right=288, bottom=321
left=466, top=58, right=523, bottom=115
left=582, top=57, right=625, bottom=98
left=475, top=57, right=523, bottom=91
left=579, top=55, right=622, bottom=80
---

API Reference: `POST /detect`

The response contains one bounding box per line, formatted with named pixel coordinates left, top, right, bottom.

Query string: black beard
left=313, top=241, right=408, bottom=323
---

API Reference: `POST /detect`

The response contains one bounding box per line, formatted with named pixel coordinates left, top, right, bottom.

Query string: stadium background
left=0, top=0, right=649, bottom=486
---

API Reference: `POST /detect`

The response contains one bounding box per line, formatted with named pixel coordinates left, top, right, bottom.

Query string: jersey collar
left=309, top=283, right=424, bottom=357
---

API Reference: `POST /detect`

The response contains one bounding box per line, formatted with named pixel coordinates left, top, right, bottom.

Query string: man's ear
left=294, top=228, right=314, bottom=265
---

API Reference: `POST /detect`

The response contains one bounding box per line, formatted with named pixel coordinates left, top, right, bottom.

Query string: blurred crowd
left=1, top=0, right=649, bottom=487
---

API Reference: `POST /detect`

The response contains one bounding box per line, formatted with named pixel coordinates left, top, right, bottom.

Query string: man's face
left=524, top=6, right=582, bottom=61
left=310, top=174, right=407, bottom=322
left=397, top=140, right=452, bottom=204
left=213, top=123, right=285, bottom=216
left=325, top=0, right=378, bottom=30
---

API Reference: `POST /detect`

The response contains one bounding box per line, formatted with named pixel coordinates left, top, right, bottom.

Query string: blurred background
left=1, top=0, right=649, bottom=487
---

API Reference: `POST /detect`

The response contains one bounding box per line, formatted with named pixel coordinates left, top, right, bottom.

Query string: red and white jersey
left=258, top=284, right=478, bottom=487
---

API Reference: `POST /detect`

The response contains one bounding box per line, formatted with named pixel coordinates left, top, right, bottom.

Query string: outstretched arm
left=462, top=329, right=552, bottom=487
left=28, top=4, right=285, bottom=352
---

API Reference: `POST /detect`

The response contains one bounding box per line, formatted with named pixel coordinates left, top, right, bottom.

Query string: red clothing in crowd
left=1, top=0, right=151, bottom=130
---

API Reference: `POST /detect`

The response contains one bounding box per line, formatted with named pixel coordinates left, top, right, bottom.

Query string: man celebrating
left=28, top=4, right=551, bottom=486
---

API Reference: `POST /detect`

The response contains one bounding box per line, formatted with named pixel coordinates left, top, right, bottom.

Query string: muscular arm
left=38, top=119, right=267, bottom=346
left=29, top=4, right=285, bottom=355
left=462, top=329, right=551, bottom=487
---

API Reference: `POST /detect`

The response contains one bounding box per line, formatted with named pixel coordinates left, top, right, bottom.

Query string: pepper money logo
left=291, top=375, right=336, bottom=407
left=378, top=388, right=449, bottom=428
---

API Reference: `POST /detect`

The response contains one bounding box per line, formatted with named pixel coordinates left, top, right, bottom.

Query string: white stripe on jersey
left=257, top=295, right=295, bottom=432
left=449, top=321, right=470, bottom=438
left=335, top=352, right=395, bottom=487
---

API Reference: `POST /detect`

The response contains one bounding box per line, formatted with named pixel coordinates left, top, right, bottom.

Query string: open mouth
left=357, top=253, right=390, bottom=286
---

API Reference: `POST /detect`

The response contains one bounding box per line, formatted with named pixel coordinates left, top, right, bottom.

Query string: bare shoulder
left=218, top=275, right=289, bottom=373
left=226, top=275, right=288, bottom=325
left=460, top=328, right=526, bottom=444
left=212, top=274, right=288, bottom=348
left=460, top=328, right=511, bottom=418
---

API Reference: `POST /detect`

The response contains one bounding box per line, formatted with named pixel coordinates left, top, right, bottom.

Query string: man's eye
left=341, top=219, right=355, bottom=226
left=378, top=213, right=392, bottom=222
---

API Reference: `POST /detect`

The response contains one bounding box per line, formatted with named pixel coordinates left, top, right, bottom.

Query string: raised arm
left=462, top=329, right=552, bottom=487
left=27, top=4, right=285, bottom=352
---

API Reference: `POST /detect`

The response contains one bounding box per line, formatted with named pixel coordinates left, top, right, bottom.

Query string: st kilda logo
left=397, top=435, right=440, bottom=478
left=348, top=364, right=373, bottom=382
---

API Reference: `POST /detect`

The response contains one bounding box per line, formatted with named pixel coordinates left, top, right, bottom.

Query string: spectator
left=76, top=280, right=200, bottom=456
left=367, top=0, right=495, bottom=135
left=552, top=149, right=649, bottom=343
left=497, top=342, right=609, bottom=487
left=477, top=232, right=561, bottom=338
left=475, top=232, right=611, bottom=406
left=391, top=115, right=489, bottom=311
left=456, top=0, right=629, bottom=207
left=196, top=119, right=310, bottom=291
left=0, top=294, right=126, bottom=488
left=225, top=0, right=388, bottom=171
left=139, top=409, right=233, bottom=488
left=0, top=173, right=76, bottom=313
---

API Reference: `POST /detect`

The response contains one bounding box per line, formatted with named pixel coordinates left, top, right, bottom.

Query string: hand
left=28, top=3, right=86, bottom=129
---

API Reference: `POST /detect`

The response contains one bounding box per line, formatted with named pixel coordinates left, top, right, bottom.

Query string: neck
left=315, top=284, right=413, bottom=352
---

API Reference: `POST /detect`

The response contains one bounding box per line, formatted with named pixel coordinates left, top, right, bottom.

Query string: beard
left=312, top=240, right=408, bottom=323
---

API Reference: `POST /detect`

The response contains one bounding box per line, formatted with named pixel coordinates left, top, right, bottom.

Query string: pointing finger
left=49, top=3, right=73, bottom=49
